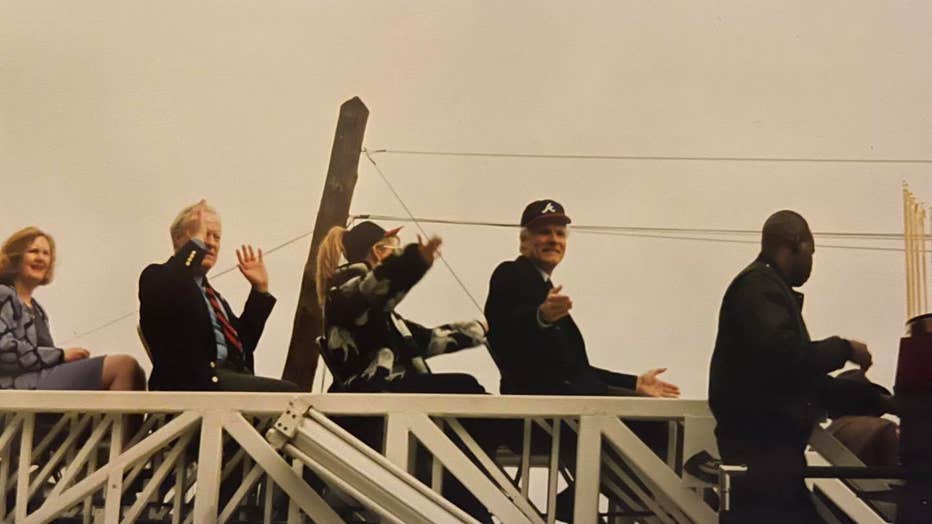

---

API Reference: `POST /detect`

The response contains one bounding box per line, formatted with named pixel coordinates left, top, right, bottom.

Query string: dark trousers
left=502, top=384, right=671, bottom=519
left=215, top=366, right=301, bottom=392
left=718, top=436, right=822, bottom=524
left=333, top=373, right=520, bottom=524
left=393, top=373, right=527, bottom=524
left=213, top=366, right=304, bottom=513
left=552, top=414, right=670, bottom=518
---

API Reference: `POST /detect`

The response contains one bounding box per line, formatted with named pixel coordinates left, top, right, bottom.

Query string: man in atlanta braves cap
left=485, top=199, right=680, bottom=398
left=484, top=199, right=680, bottom=520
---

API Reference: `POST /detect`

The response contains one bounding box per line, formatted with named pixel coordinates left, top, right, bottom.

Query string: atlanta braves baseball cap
left=520, top=200, right=572, bottom=228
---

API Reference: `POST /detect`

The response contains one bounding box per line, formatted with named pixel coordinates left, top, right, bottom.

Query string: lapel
left=200, top=276, right=238, bottom=325
left=1, top=288, right=38, bottom=347
left=515, top=256, right=585, bottom=353
left=188, top=276, right=223, bottom=355
left=515, top=256, right=551, bottom=302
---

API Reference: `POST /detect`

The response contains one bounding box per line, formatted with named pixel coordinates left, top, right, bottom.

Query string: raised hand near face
left=636, top=368, right=681, bottom=398
left=236, top=244, right=268, bottom=293
left=417, top=234, right=443, bottom=265
left=538, top=284, right=573, bottom=324
left=183, top=199, right=210, bottom=244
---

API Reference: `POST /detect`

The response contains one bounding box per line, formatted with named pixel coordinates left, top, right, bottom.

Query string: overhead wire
left=362, top=148, right=485, bottom=314
left=354, top=214, right=922, bottom=241
left=352, top=214, right=929, bottom=253
left=572, top=230, right=924, bottom=253
left=63, top=146, right=932, bottom=343
left=368, top=148, right=932, bottom=165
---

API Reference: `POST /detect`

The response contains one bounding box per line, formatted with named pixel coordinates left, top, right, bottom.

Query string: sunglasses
left=375, top=244, right=402, bottom=253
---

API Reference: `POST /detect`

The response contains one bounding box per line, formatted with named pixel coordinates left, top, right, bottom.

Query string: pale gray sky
left=2, top=1, right=931, bottom=396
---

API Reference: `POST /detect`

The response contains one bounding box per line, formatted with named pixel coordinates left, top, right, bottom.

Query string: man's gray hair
left=519, top=227, right=531, bottom=256
left=170, top=201, right=219, bottom=248
left=518, top=225, right=569, bottom=256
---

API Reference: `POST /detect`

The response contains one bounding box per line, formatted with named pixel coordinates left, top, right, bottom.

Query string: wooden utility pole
left=281, top=97, right=369, bottom=390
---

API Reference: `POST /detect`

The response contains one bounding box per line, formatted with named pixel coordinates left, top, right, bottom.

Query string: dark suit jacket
left=139, top=240, right=276, bottom=391
left=709, top=256, right=886, bottom=444
left=484, top=256, right=637, bottom=395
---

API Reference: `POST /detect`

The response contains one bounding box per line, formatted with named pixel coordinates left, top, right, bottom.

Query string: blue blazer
left=0, top=284, right=64, bottom=389
left=139, top=240, right=275, bottom=391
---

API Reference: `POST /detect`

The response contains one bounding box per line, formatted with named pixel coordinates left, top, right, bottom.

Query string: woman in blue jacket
left=0, top=227, right=145, bottom=391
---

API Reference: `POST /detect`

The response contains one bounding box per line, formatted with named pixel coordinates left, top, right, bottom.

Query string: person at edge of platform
left=0, top=226, right=146, bottom=391
left=315, top=220, right=508, bottom=524
left=708, top=210, right=895, bottom=523
left=139, top=199, right=299, bottom=392
left=483, top=199, right=680, bottom=522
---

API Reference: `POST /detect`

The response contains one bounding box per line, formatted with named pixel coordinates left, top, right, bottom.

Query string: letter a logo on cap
left=521, top=199, right=571, bottom=227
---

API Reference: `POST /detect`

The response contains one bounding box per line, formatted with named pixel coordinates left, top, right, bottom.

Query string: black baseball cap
left=520, top=200, right=572, bottom=228
left=342, top=221, right=402, bottom=263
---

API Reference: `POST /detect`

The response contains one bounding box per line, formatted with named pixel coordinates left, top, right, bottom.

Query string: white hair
left=519, top=224, right=570, bottom=256
left=170, top=202, right=219, bottom=248
left=519, top=227, right=531, bottom=256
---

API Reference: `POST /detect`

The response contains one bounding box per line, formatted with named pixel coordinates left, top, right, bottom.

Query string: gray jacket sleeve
left=403, top=318, right=487, bottom=358
left=0, top=287, right=64, bottom=385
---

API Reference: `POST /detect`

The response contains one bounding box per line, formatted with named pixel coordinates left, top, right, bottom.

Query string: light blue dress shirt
left=189, top=238, right=230, bottom=363
left=194, top=275, right=229, bottom=362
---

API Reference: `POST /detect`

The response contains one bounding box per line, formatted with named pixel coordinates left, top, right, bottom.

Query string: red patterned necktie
left=204, top=285, right=243, bottom=353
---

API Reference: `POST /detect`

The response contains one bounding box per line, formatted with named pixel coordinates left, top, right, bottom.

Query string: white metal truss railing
left=0, top=391, right=883, bottom=524
left=260, top=394, right=724, bottom=523
left=0, top=391, right=336, bottom=524
left=0, top=392, right=720, bottom=524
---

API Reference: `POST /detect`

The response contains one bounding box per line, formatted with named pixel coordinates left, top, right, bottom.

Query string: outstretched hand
left=236, top=244, right=268, bottom=293
left=539, top=285, right=573, bottom=323
left=636, top=368, right=680, bottom=398
left=417, top=234, right=443, bottom=265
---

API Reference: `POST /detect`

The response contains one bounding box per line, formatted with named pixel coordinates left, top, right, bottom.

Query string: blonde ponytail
left=315, top=226, right=347, bottom=308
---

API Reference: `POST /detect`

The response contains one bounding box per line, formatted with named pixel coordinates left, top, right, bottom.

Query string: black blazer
left=709, top=257, right=886, bottom=443
left=484, top=256, right=637, bottom=395
left=139, top=240, right=275, bottom=391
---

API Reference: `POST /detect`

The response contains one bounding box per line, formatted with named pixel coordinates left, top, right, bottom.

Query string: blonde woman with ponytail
left=314, top=225, right=347, bottom=309
left=317, top=220, right=523, bottom=523
left=315, top=220, right=492, bottom=394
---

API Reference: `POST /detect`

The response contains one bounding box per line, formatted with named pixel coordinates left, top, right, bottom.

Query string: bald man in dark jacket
left=710, top=210, right=890, bottom=523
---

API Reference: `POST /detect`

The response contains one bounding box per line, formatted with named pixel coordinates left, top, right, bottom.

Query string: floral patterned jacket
left=322, top=243, right=486, bottom=391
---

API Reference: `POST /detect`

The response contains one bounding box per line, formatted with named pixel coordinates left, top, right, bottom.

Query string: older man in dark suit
left=484, top=199, right=679, bottom=398
left=484, top=200, right=681, bottom=522
left=139, top=200, right=299, bottom=392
